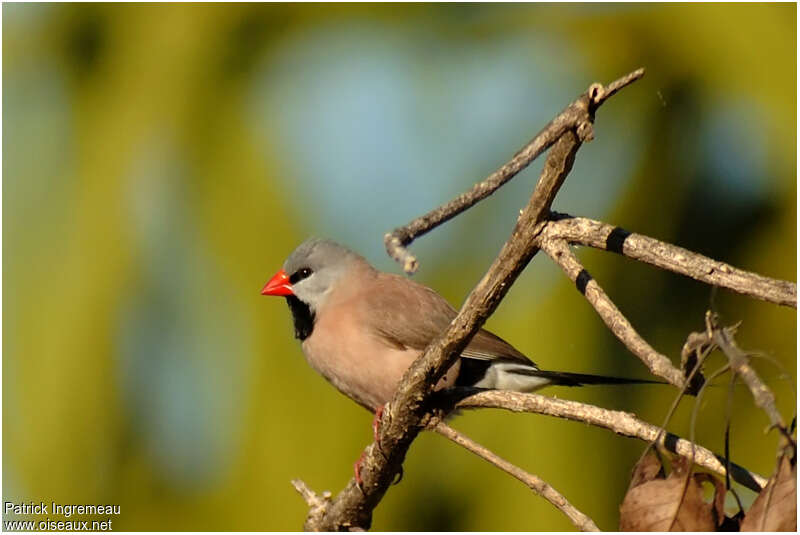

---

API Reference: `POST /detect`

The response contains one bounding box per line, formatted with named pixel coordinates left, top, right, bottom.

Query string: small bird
left=262, top=238, right=657, bottom=412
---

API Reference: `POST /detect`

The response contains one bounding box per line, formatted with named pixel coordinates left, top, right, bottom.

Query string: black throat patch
left=286, top=296, right=315, bottom=341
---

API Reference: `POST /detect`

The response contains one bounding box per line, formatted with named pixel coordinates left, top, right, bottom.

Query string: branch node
left=577, top=121, right=595, bottom=142
left=383, top=67, right=645, bottom=272
left=292, top=479, right=333, bottom=530
left=587, top=82, right=605, bottom=104
left=384, top=233, right=419, bottom=274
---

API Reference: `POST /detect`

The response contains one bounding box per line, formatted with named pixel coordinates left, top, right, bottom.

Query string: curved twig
left=384, top=69, right=645, bottom=274
left=707, top=313, right=788, bottom=434
left=434, top=422, right=600, bottom=531
left=539, top=237, right=685, bottom=386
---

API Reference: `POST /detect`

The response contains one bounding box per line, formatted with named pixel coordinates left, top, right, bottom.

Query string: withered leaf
left=629, top=450, right=665, bottom=489
left=740, top=453, right=796, bottom=531
left=620, top=453, right=724, bottom=531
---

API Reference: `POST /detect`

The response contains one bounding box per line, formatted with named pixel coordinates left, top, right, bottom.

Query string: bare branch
left=306, top=70, right=645, bottom=531
left=384, top=68, right=646, bottom=274
left=294, top=66, right=791, bottom=531
left=453, top=390, right=768, bottom=492
left=544, top=215, right=797, bottom=308
left=540, top=237, right=685, bottom=386
left=591, top=67, right=645, bottom=105
left=434, top=422, right=600, bottom=531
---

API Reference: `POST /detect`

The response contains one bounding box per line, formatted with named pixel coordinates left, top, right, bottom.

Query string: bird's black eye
left=289, top=267, right=313, bottom=284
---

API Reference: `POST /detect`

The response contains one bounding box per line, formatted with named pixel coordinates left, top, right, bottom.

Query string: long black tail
left=522, top=369, right=665, bottom=387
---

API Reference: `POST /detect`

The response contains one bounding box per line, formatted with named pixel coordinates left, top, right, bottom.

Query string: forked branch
left=384, top=69, right=645, bottom=274
left=302, top=69, right=642, bottom=530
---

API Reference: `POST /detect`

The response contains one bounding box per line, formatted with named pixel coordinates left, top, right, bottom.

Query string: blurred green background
left=3, top=3, right=796, bottom=531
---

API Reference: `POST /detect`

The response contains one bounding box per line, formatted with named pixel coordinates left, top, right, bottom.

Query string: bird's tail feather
left=516, top=369, right=664, bottom=387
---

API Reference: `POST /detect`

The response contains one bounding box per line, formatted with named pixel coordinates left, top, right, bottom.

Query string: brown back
left=362, top=272, right=533, bottom=365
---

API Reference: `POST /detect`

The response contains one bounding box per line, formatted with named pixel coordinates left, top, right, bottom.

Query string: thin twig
left=544, top=215, right=797, bottom=308
left=675, top=363, right=732, bottom=531
left=452, top=390, right=767, bottom=491
left=706, top=313, right=789, bottom=435
left=540, top=237, right=685, bottom=386
left=434, top=422, right=600, bottom=531
left=631, top=330, right=715, bottom=481
left=384, top=68, right=645, bottom=274
left=592, top=67, right=646, bottom=105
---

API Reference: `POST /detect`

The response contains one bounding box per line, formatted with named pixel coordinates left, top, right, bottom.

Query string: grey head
left=283, top=238, right=369, bottom=318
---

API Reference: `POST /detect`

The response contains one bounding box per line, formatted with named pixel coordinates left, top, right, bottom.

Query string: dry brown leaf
left=740, top=452, right=797, bottom=531
left=629, top=450, right=665, bottom=489
left=620, top=453, right=725, bottom=531
left=693, top=473, right=727, bottom=526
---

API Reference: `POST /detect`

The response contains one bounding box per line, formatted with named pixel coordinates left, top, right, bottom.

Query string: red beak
left=261, top=269, right=294, bottom=296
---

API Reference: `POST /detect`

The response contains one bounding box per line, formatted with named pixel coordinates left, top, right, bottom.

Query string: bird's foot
left=372, top=404, right=386, bottom=444
left=353, top=405, right=389, bottom=493
left=370, top=404, right=403, bottom=486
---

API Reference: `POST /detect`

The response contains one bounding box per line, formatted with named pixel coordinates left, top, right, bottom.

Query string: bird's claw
left=392, top=465, right=403, bottom=485
left=354, top=404, right=404, bottom=491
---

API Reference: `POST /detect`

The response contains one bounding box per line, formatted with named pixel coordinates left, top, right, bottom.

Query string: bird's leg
left=353, top=404, right=403, bottom=488
left=353, top=405, right=388, bottom=492
left=372, top=404, right=393, bottom=468
left=354, top=451, right=367, bottom=493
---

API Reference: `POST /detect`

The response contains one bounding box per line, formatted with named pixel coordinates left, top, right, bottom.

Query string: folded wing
left=363, top=273, right=534, bottom=367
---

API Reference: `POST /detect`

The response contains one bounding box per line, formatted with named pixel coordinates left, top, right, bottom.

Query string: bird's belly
left=301, top=332, right=460, bottom=411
